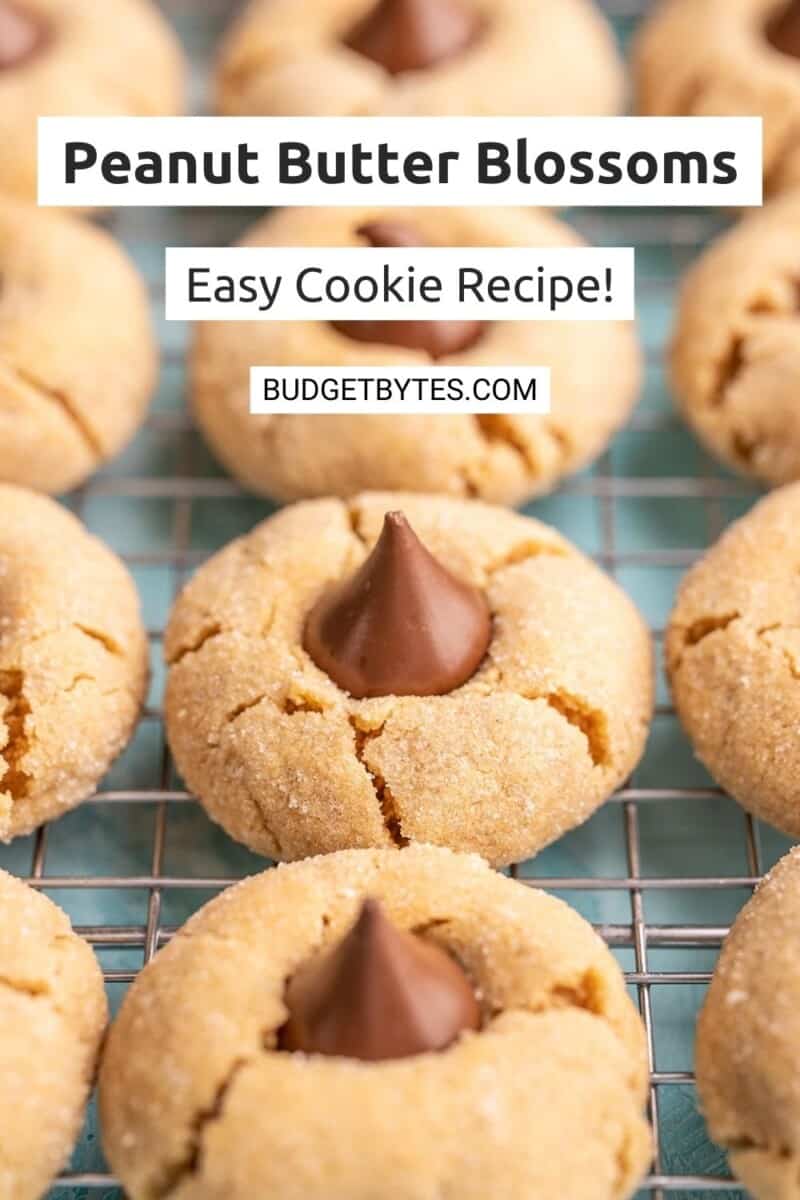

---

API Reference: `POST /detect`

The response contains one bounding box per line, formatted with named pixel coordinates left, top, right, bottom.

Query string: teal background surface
left=0, top=2, right=786, bottom=1196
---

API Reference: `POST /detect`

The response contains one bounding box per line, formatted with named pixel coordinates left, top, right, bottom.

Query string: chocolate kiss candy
left=767, top=0, right=800, bottom=56
left=304, top=510, right=491, bottom=698
left=280, top=898, right=481, bottom=1060
left=332, top=220, right=485, bottom=358
left=0, top=2, right=45, bottom=69
left=344, top=0, right=481, bottom=76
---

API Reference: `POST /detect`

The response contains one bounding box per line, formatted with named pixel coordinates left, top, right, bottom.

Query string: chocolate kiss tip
left=767, top=0, right=800, bottom=57
left=332, top=220, right=485, bottom=357
left=0, top=2, right=46, bottom=69
left=303, top=510, right=491, bottom=699
left=357, top=220, right=424, bottom=249
left=279, top=898, right=481, bottom=1061
left=344, top=0, right=482, bottom=76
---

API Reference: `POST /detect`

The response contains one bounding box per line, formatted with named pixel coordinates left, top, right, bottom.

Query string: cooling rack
left=0, top=1, right=789, bottom=1196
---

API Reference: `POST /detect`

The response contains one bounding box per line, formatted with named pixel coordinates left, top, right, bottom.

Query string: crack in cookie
left=247, top=786, right=284, bottom=860
left=540, top=690, right=611, bottom=769
left=0, top=669, right=31, bottom=802
left=473, top=414, right=540, bottom=476
left=223, top=693, right=270, bottom=728
left=484, top=538, right=568, bottom=577
left=713, top=335, right=746, bottom=408
left=74, top=622, right=123, bottom=658
left=3, top=360, right=103, bottom=459
left=758, top=626, right=800, bottom=681
left=0, top=974, right=49, bottom=999
left=350, top=718, right=408, bottom=848
left=283, top=694, right=326, bottom=716
left=683, top=611, right=740, bottom=649
left=167, top=622, right=223, bottom=667
left=345, top=499, right=369, bottom=547
left=496, top=678, right=611, bottom=770
left=154, top=1059, right=249, bottom=1200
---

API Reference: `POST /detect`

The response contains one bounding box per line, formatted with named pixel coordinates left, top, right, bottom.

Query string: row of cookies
left=11, top=837, right=800, bottom=1200
left=8, top=794, right=800, bottom=1200
left=7, top=470, right=800, bottom=857
left=8, top=192, right=800, bottom=502
left=3, top=845, right=655, bottom=1199
left=6, top=0, right=800, bottom=202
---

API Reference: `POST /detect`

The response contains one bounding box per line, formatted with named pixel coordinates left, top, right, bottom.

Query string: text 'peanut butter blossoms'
left=99, top=847, right=652, bottom=1200
left=164, top=493, right=654, bottom=866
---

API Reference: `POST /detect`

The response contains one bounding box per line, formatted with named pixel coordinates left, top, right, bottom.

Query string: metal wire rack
left=0, top=1, right=789, bottom=1197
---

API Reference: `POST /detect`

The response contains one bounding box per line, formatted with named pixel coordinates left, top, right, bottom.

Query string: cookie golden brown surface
left=164, top=492, right=653, bottom=866
left=697, top=847, right=800, bottom=1200
left=100, top=846, right=652, bottom=1200
left=0, top=485, right=149, bottom=840
left=0, top=201, right=158, bottom=493
left=667, top=482, right=800, bottom=838
left=635, top=0, right=800, bottom=197
left=0, top=0, right=184, bottom=205
left=671, top=194, right=800, bottom=487
left=216, top=0, right=625, bottom=120
left=0, top=869, right=107, bottom=1200
left=192, top=207, right=642, bottom=505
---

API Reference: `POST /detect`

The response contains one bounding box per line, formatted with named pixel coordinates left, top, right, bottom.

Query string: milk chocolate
left=303, top=510, right=491, bottom=698
left=280, top=898, right=481, bottom=1060
left=332, top=220, right=485, bottom=358
left=767, top=0, right=800, bottom=56
left=344, top=0, right=482, bottom=76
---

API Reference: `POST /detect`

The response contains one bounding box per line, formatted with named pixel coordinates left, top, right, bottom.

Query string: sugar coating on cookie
left=100, top=845, right=652, bottom=1200
left=192, top=207, right=642, bottom=505
left=671, top=193, right=800, bottom=487
left=164, top=492, right=653, bottom=866
left=696, top=847, right=800, bottom=1200
left=0, top=869, right=107, bottom=1199
left=667, top=482, right=800, bottom=837
left=634, top=0, right=800, bottom=196
left=216, top=0, right=624, bottom=120
left=0, top=201, right=158, bottom=493
left=0, top=485, right=149, bottom=840
left=0, top=0, right=184, bottom=204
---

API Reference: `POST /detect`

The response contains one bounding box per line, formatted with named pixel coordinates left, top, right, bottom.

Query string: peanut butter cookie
left=216, top=0, right=625, bottom=120
left=165, top=492, right=653, bottom=866
left=0, top=200, right=158, bottom=493
left=0, top=485, right=148, bottom=841
left=0, top=0, right=184, bottom=205
left=697, top=847, right=800, bottom=1200
left=671, top=192, right=800, bottom=487
left=667, top=482, right=800, bottom=837
left=635, top=0, right=800, bottom=197
left=100, top=845, right=652, bottom=1200
left=191, top=207, right=642, bottom=505
left=0, top=868, right=107, bottom=1200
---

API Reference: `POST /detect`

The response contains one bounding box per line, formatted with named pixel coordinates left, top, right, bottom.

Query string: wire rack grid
left=0, top=2, right=790, bottom=1197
